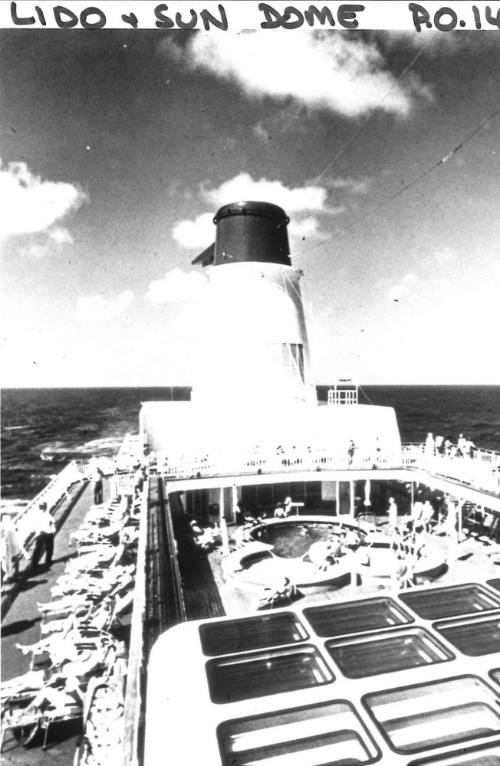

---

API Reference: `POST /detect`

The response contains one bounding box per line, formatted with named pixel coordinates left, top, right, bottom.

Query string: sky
left=1, top=28, right=499, bottom=386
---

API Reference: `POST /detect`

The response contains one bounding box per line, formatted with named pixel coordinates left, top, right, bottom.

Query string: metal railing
left=122, top=482, right=149, bottom=766
left=327, top=384, right=358, bottom=405
left=155, top=446, right=404, bottom=481
left=163, top=487, right=186, bottom=623
left=13, top=460, right=86, bottom=547
left=403, top=444, right=500, bottom=496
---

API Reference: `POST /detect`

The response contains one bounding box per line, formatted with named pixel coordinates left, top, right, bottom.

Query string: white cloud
left=172, top=174, right=334, bottom=250
left=423, top=246, right=458, bottom=269
left=173, top=173, right=335, bottom=250
left=172, top=212, right=215, bottom=249
left=288, top=217, right=322, bottom=239
left=49, top=226, right=74, bottom=246
left=0, top=160, right=86, bottom=241
left=387, top=272, right=419, bottom=302
left=76, top=290, right=135, bottom=323
left=171, top=31, right=426, bottom=118
left=145, top=268, right=208, bottom=304
left=20, top=242, right=51, bottom=259
left=203, top=173, right=327, bottom=213
left=18, top=226, right=75, bottom=258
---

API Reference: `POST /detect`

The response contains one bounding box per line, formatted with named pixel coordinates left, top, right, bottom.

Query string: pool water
left=251, top=522, right=343, bottom=558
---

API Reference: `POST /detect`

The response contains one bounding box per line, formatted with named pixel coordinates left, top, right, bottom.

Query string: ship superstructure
left=136, top=202, right=500, bottom=765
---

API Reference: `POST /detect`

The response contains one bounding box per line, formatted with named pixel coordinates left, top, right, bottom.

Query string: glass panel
left=490, top=669, right=500, bottom=687
left=200, top=613, right=309, bottom=656
left=327, top=628, right=453, bottom=678
left=207, top=645, right=333, bottom=703
left=218, top=700, right=380, bottom=766
left=303, top=597, right=412, bottom=638
left=436, top=617, right=500, bottom=656
left=364, top=675, right=500, bottom=754
left=399, top=584, right=500, bottom=620
left=409, top=744, right=500, bottom=765
left=487, top=579, right=500, bottom=592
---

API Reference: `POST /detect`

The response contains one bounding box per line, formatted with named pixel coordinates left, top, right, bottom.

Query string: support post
left=231, top=484, right=239, bottom=524
left=219, top=486, right=229, bottom=554
left=364, top=479, right=371, bottom=507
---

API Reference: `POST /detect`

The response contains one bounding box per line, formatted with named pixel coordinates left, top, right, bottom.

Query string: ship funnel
left=192, top=201, right=314, bottom=407
left=193, top=201, right=291, bottom=267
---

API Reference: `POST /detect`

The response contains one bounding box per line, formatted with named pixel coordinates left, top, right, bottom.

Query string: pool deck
left=207, top=517, right=500, bottom=617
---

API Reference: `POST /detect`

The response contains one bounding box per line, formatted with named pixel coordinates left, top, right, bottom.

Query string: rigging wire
left=304, top=103, right=500, bottom=254
left=312, top=41, right=429, bottom=184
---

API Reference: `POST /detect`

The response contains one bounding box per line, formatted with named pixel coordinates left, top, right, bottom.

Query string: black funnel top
left=192, top=201, right=291, bottom=267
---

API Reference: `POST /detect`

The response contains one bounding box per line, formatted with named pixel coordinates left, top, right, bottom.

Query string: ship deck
left=0, top=480, right=116, bottom=766
left=3, top=459, right=500, bottom=766
left=206, top=520, right=500, bottom=616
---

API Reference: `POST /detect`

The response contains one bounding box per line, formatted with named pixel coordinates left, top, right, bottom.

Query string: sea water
left=2, top=386, right=499, bottom=500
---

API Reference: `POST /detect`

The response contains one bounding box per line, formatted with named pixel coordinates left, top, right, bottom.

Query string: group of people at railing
left=406, top=433, right=500, bottom=495
left=422, top=432, right=478, bottom=458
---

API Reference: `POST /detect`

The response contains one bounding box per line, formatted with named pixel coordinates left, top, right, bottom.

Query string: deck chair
left=40, top=598, right=115, bottom=637
left=1, top=676, right=83, bottom=750
left=18, top=629, right=118, bottom=672
left=256, top=579, right=296, bottom=610
left=0, top=670, right=46, bottom=705
left=64, top=544, right=124, bottom=575
left=38, top=591, right=102, bottom=619
left=51, top=564, right=134, bottom=598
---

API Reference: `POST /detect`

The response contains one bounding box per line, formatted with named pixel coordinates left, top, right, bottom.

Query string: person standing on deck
left=388, top=497, right=398, bottom=529
left=1, top=513, right=26, bottom=580
left=347, top=440, right=356, bottom=466
left=89, top=457, right=104, bottom=505
left=457, top=434, right=467, bottom=457
left=424, top=432, right=435, bottom=456
left=133, top=463, right=144, bottom=497
left=31, top=502, right=56, bottom=569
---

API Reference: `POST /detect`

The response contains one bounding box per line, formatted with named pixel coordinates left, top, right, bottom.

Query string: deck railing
left=153, top=442, right=500, bottom=499
left=155, top=446, right=404, bottom=481
left=13, top=460, right=86, bottom=547
left=122, top=481, right=149, bottom=766
left=403, top=444, right=500, bottom=495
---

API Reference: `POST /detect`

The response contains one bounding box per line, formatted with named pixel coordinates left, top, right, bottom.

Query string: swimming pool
left=249, top=520, right=360, bottom=558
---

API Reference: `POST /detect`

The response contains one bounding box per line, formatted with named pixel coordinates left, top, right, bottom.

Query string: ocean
left=2, top=386, right=500, bottom=501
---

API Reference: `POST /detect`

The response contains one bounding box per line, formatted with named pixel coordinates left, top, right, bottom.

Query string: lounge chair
left=256, top=578, right=297, bottom=610
left=1, top=674, right=84, bottom=750
left=0, top=670, right=46, bottom=705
